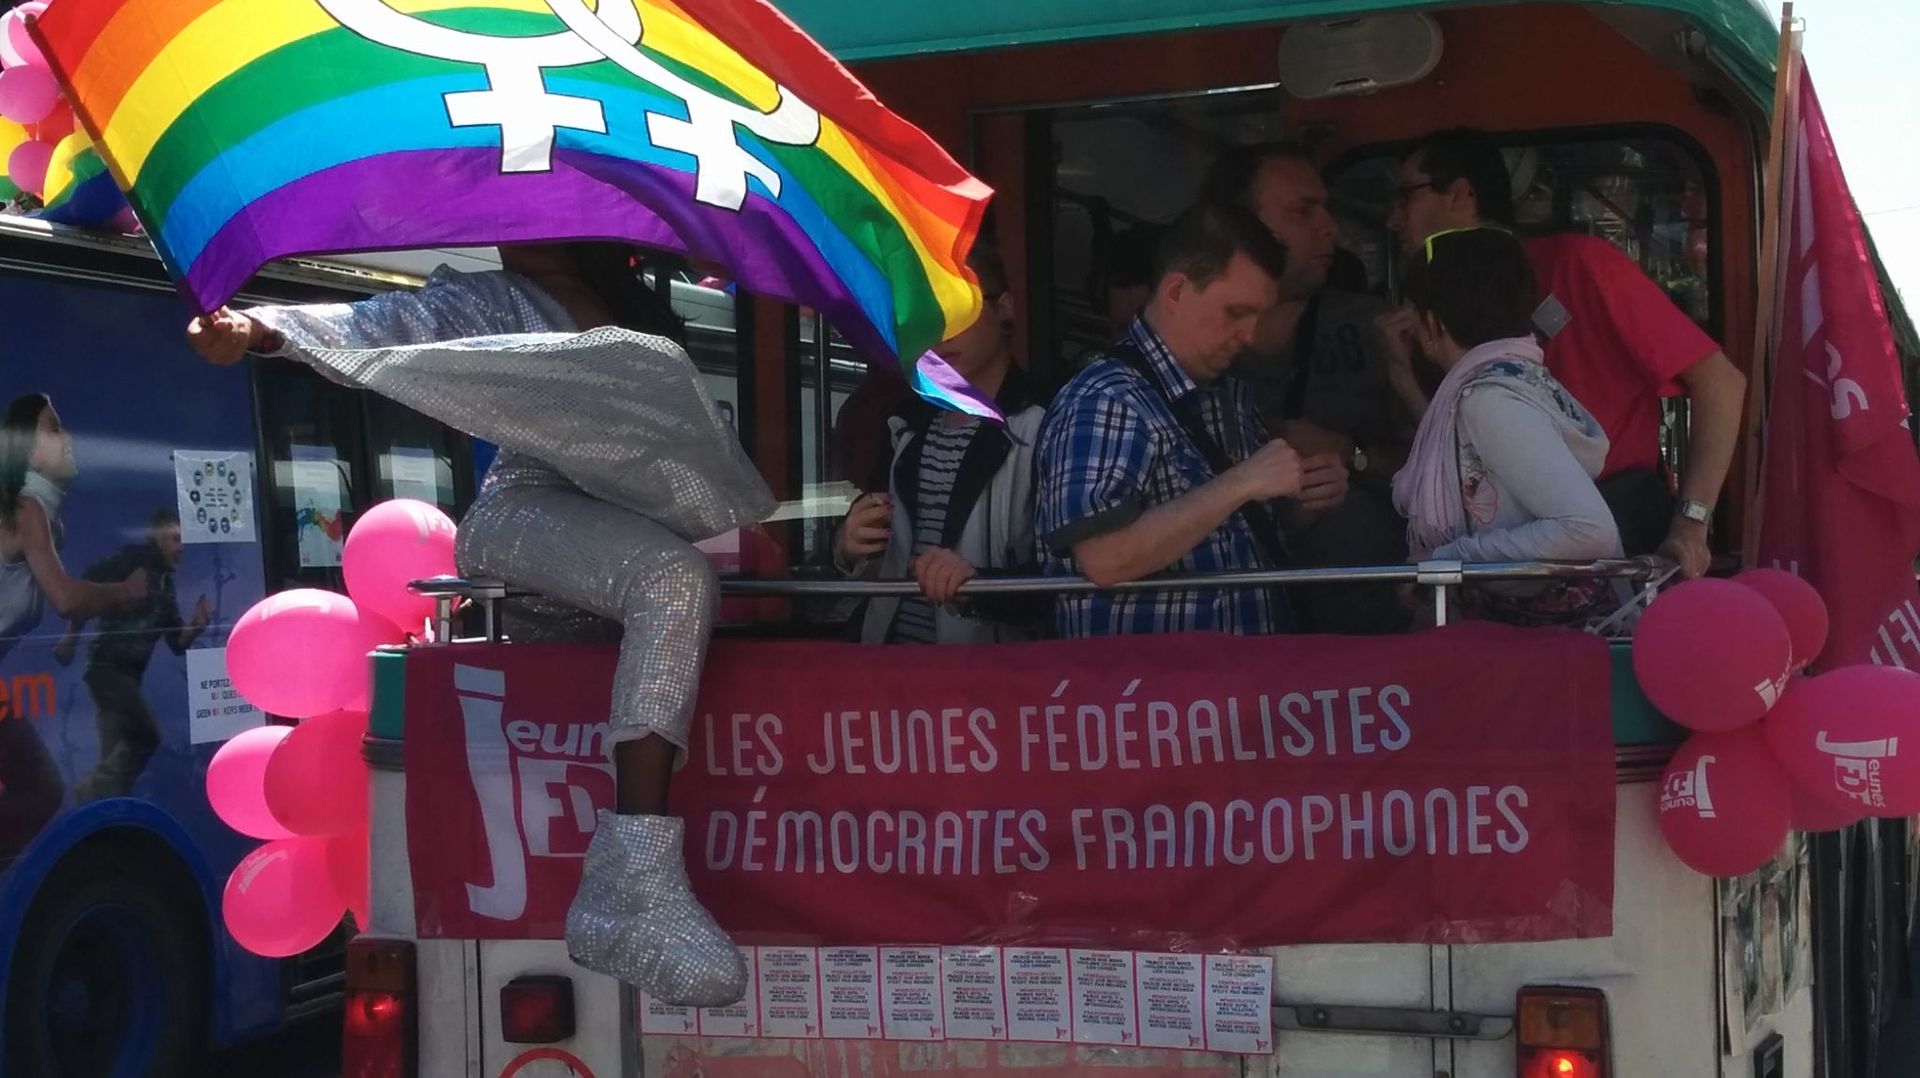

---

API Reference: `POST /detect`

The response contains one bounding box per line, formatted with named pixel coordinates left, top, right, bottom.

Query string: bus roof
left=778, top=0, right=1920, bottom=369
left=777, top=0, right=1779, bottom=93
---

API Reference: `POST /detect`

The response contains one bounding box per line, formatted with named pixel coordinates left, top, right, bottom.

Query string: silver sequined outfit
left=253, top=268, right=771, bottom=1004
left=569, top=811, right=747, bottom=1007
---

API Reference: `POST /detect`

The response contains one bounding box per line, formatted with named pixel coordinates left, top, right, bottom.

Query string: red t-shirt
left=1524, top=234, right=1719, bottom=478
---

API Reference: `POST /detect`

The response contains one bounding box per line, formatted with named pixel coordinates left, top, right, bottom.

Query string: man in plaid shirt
left=1037, top=202, right=1348, bottom=637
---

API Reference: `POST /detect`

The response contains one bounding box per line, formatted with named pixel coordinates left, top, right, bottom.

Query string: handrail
left=409, top=557, right=1669, bottom=642
left=711, top=557, right=1667, bottom=597
left=411, top=557, right=1664, bottom=602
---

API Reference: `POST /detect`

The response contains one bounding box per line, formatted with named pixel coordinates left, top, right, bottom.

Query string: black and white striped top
left=890, top=417, right=981, bottom=644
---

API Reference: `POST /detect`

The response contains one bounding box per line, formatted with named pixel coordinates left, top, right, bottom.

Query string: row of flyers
left=639, top=946, right=1275, bottom=1055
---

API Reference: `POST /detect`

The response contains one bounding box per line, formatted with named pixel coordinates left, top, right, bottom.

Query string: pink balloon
left=227, top=589, right=402, bottom=718
left=222, top=837, right=345, bottom=958
left=1632, top=579, right=1793, bottom=732
left=207, top=724, right=296, bottom=840
left=6, top=136, right=48, bottom=196
left=325, top=828, right=371, bottom=927
left=1657, top=729, right=1793, bottom=877
left=0, top=64, right=59, bottom=125
left=342, top=499, right=458, bottom=636
left=1734, top=569, right=1830, bottom=672
left=0, top=4, right=48, bottom=69
left=264, top=710, right=370, bottom=836
left=1762, top=665, right=1920, bottom=817
left=1789, top=782, right=1865, bottom=833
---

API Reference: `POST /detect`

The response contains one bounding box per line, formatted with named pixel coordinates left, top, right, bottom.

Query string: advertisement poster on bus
left=0, top=274, right=268, bottom=864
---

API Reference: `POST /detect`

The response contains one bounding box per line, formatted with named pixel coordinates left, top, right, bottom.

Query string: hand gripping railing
left=409, top=557, right=1672, bottom=645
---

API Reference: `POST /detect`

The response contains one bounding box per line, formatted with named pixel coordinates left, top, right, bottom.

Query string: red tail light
left=1516, top=986, right=1608, bottom=1078
left=342, top=938, right=416, bottom=1078
left=1523, top=1050, right=1600, bottom=1078
left=500, top=975, right=577, bottom=1044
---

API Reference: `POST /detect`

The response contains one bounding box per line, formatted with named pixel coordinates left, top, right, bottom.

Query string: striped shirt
left=890, top=417, right=979, bottom=643
left=1036, top=317, right=1288, bottom=637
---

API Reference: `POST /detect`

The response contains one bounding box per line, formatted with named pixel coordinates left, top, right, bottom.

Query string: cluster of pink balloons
left=1641, top=570, right=1920, bottom=878
left=0, top=4, right=66, bottom=198
left=208, top=500, right=458, bottom=957
left=0, top=3, right=132, bottom=228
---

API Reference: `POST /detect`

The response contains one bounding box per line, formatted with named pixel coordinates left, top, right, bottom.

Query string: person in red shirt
left=1383, top=128, right=1745, bottom=577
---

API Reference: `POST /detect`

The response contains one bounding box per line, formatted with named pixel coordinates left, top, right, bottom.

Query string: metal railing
left=411, top=557, right=1671, bottom=645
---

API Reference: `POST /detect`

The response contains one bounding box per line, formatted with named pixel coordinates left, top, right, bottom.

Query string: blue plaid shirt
left=1036, top=317, right=1288, bottom=637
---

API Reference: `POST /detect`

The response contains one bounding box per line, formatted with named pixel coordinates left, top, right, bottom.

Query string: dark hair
left=1095, top=223, right=1162, bottom=312
left=150, top=507, right=181, bottom=531
left=1201, top=141, right=1318, bottom=211
left=1152, top=201, right=1288, bottom=290
left=1, top=394, right=51, bottom=528
left=1401, top=229, right=1536, bottom=348
left=1411, top=128, right=1516, bottom=228
left=568, top=242, right=689, bottom=345
left=966, top=242, right=1009, bottom=298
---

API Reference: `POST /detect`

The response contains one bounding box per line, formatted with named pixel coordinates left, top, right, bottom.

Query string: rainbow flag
left=29, top=0, right=993, bottom=408
left=38, top=132, right=128, bottom=227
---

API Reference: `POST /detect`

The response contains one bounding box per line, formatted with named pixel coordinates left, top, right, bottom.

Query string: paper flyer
left=1069, top=949, right=1138, bottom=1046
left=1003, top=947, right=1072, bottom=1043
left=1137, top=952, right=1206, bottom=1051
left=757, top=946, right=822, bottom=1039
left=289, top=447, right=347, bottom=568
left=173, top=451, right=254, bottom=545
left=819, top=946, right=882, bottom=1039
left=941, top=946, right=1007, bottom=1041
left=638, top=994, right=698, bottom=1036
left=1202, top=954, right=1274, bottom=1054
left=879, top=947, right=943, bottom=1040
left=185, top=647, right=264, bottom=744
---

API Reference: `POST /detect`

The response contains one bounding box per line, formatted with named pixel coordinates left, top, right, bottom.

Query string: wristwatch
left=1349, top=444, right=1369, bottom=474
left=1676, top=499, right=1712, bottom=527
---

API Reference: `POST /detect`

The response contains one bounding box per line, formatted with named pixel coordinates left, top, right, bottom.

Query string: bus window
left=796, top=312, right=862, bottom=553
left=255, top=365, right=362, bottom=591
left=671, top=271, right=746, bottom=432
left=363, top=400, right=470, bottom=518
left=1035, top=87, right=1293, bottom=381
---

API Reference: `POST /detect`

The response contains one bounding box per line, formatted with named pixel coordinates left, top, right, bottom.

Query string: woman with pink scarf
left=1384, top=228, right=1622, bottom=625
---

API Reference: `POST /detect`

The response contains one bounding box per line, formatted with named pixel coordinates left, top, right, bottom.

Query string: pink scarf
left=1391, top=336, right=1545, bottom=556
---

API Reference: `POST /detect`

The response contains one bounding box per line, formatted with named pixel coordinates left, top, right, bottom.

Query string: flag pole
left=1740, top=3, right=1803, bottom=567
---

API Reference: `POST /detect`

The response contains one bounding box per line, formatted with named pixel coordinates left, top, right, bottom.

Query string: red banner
left=405, top=626, right=1616, bottom=946
left=1758, top=67, right=1920, bottom=668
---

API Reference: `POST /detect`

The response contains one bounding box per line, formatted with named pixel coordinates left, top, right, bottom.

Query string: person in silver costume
left=186, top=243, right=769, bottom=1007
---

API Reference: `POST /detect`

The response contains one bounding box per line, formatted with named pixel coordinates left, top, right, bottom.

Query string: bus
left=0, top=207, right=864, bottom=1076
left=6, top=2, right=1912, bottom=1078
left=0, top=217, right=505, bottom=1076
left=341, top=2, right=1920, bottom=1078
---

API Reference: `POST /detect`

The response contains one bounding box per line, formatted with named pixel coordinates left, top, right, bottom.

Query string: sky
left=1776, top=1, right=1920, bottom=307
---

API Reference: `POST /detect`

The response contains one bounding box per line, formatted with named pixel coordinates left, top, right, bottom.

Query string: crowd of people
left=835, top=127, right=1741, bottom=640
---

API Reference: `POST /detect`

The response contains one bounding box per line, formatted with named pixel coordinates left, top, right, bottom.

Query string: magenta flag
left=1758, top=66, right=1920, bottom=668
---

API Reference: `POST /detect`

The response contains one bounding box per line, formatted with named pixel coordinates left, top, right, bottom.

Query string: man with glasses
left=1204, top=143, right=1415, bottom=632
left=1385, top=128, right=1744, bottom=577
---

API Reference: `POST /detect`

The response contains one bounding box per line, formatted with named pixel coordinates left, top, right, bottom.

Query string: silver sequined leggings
left=456, top=480, right=717, bottom=751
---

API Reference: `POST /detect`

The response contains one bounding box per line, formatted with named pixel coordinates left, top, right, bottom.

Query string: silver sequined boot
left=566, top=811, right=747, bottom=1006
